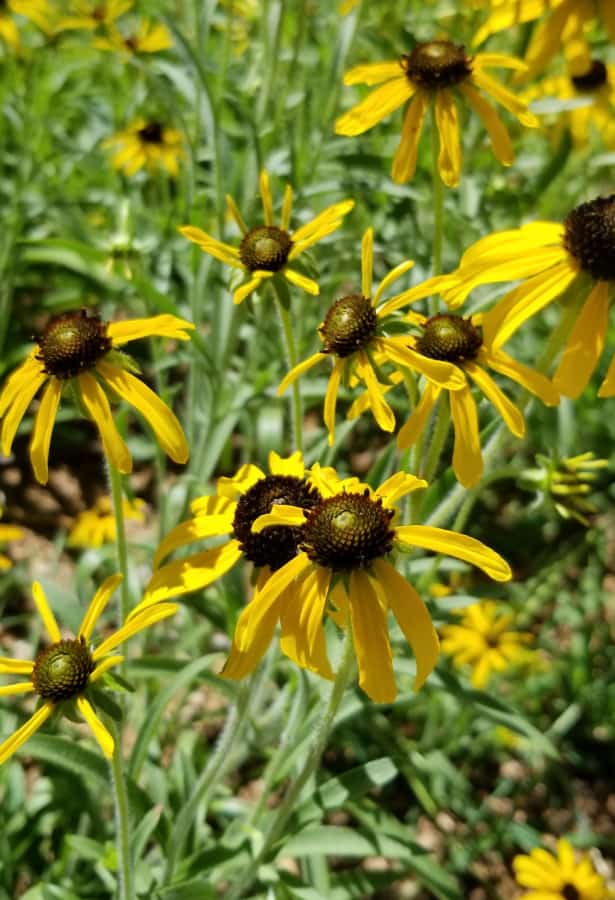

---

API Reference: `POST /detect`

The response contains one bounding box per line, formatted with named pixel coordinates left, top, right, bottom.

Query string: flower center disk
left=320, top=294, right=378, bottom=357
left=416, top=314, right=482, bottom=362
left=301, top=491, right=395, bottom=571
left=138, top=122, right=164, bottom=144
left=36, top=310, right=112, bottom=380
left=571, top=59, right=607, bottom=91
left=402, top=41, right=472, bottom=89
left=561, top=885, right=580, bottom=900
left=239, top=226, right=292, bottom=272
left=564, top=195, right=615, bottom=281
left=32, top=638, right=95, bottom=701
left=232, top=474, right=321, bottom=570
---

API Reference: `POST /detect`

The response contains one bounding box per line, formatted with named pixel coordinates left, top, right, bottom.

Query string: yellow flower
left=513, top=838, right=612, bottom=899
left=68, top=496, right=146, bottom=548
left=438, top=194, right=615, bottom=400
left=0, top=0, right=54, bottom=47
left=474, top=0, right=615, bottom=80
left=0, top=509, right=22, bottom=571
left=0, top=575, right=177, bottom=763
left=93, top=19, right=172, bottom=54
left=523, top=61, right=615, bottom=150
left=0, top=310, right=194, bottom=484
left=57, top=0, right=132, bottom=31
left=335, top=39, right=538, bottom=187
left=277, top=227, right=467, bottom=445
left=179, top=169, right=355, bottom=304
left=104, top=119, right=184, bottom=177
left=440, top=601, right=535, bottom=688
left=339, top=0, right=359, bottom=13
left=223, top=468, right=512, bottom=703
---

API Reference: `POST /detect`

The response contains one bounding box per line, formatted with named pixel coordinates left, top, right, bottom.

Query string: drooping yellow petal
left=0, top=702, right=54, bottom=766
left=233, top=273, right=271, bottom=304
left=382, top=339, right=466, bottom=389
left=0, top=353, right=45, bottom=419
left=355, top=353, right=395, bottom=432
left=97, top=360, right=189, bottom=464
left=434, top=90, right=461, bottom=188
left=464, top=362, right=525, bottom=437
left=259, top=169, right=274, bottom=226
left=93, top=602, right=178, bottom=659
left=391, top=90, right=429, bottom=184
left=361, top=228, right=373, bottom=298
left=278, top=352, right=324, bottom=396
left=223, top=588, right=283, bottom=680
left=449, top=386, right=483, bottom=487
left=0, top=658, right=34, bottom=675
left=482, top=348, right=559, bottom=405
left=29, top=378, right=62, bottom=485
left=343, top=61, right=404, bottom=86
left=553, top=280, right=609, bottom=399
left=375, top=472, right=428, bottom=505
left=348, top=570, right=396, bottom=703
left=251, top=504, right=307, bottom=532
left=107, top=315, right=195, bottom=345
left=268, top=450, right=304, bottom=477
left=153, top=513, right=235, bottom=568
left=280, top=567, right=334, bottom=679
left=0, top=367, right=48, bottom=459
left=459, top=83, right=513, bottom=166
left=76, top=696, right=114, bottom=758
left=284, top=268, right=320, bottom=295
left=597, top=353, right=615, bottom=398
left=78, top=372, right=132, bottom=474
left=178, top=227, right=243, bottom=268
left=90, top=655, right=124, bottom=682
left=138, top=541, right=243, bottom=611
left=471, top=69, right=539, bottom=127
left=335, top=77, right=415, bottom=136
left=395, top=525, right=512, bottom=581
left=78, top=574, right=124, bottom=641
left=397, top=382, right=441, bottom=450
left=371, top=559, right=439, bottom=690
left=324, top=358, right=345, bottom=446
left=522, top=0, right=574, bottom=81
left=32, top=581, right=61, bottom=643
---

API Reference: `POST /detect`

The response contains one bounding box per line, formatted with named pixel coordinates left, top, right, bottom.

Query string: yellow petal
left=324, top=358, right=344, bottom=446
left=268, top=450, right=304, bottom=477
left=0, top=658, right=34, bottom=675
left=138, top=541, right=243, bottom=610
left=251, top=504, right=307, bottom=533
left=371, top=559, right=439, bottom=690
left=76, top=696, right=114, bottom=758
left=284, top=268, right=320, bottom=295
left=0, top=682, right=35, bottom=695
left=32, top=581, right=61, bottom=643
left=90, top=655, right=124, bottom=682
left=0, top=353, right=45, bottom=418
left=78, top=372, right=132, bottom=474
left=223, top=590, right=282, bottom=680
left=216, top=464, right=264, bottom=499
left=78, top=574, right=124, bottom=641
left=597, top=352, right=615, bottom=398
left=0, top=702, right=54, bottom=766
left=1, top=366, right=48, bottom=459
left=382, top=339, right=466, bottom=389
left=279, top=568, right=334, bottom=679
left=471, top=69, right=539, bottom=128
left=280, top=184, right=293, bottom=232
left=361, top=228, right=373, bottom=298
left=107, top=315, right=195, bottom=345
left=233, top=273, right=270, bottom=304
left=290, top=200, right=355, bottom=248
left=482, top=348, right=559, bottom=405
left=335, top=77, right=414, bottom=136
left=178, top=227, right=243, bottom=269
left=459, top=83, right=513, bottom=166
left=553, top=280, right=609, bottom=399
left=397, top=382, right=441, bottom=450
left=152, top=513, right=234, bottom=568
left=343, top=61, right=404, bottom=86
left=93, top=602, right=178, bottom=659
left=29, top=378, right=62, bottom=485
left=464, top=361, right=525, bottom=437
left=373, top=260, right=415, bottom=306
left=450, top=386, right=483, bottom=487
left=473, top=52, right=530, bottom=71
left=375, top=471, right=428, bottom=505
left=434, top=90, right=461, bottom=188
left=259, top=169, right=274, bottom=226
left=278, top=352, right=324, bottom=396
left=392, top=90, right=429, bottom=184
left=225, top=194, right=248, bottom=235
left=348, top=570, right=396, bottom=703
left=97, top=360, right=189, bottom=464
left=355, top=353, right=395, bottom=432
left=395, top=525, right=512, bottom=581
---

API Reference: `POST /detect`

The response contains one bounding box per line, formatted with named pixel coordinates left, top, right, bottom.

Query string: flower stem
left=108, top=464, right=131, bottom=625
left=272, top=280, right=304, bottom=454
left=227, top=629, right=356, bottom=899
left=110, top=724, right=134, bottom=900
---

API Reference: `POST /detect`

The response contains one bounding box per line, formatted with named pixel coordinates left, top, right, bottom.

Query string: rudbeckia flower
left=0, top=310, right=194, bottom=484
left=277, top=228, right=466, bottom=445
left=58, top=0, right=132, bottom=31
left=441, top=601, right=535, bottom=688
left=438, top=194, right=615, bottom=400
left=0, top=575, right=177, bottom=763
left=0, top=509, right=22, bottom=571
left=513, top=838, right=612, bottom=899
left=94, top=19, right=172, bottom=54
left=104, top=119, right=184, bottom=177
left=225, top=468, right=512, bottom=703
left=474, top=0, right=615, bottom=80
left=179, top=169, right=355, bottom=304
left=68, top=496, right=146, bottom=548
left=0, top=0, right=53, bottom=48
left=390, top=309, right=559, bottom=487
left=335, top=39, right=538, bottom=187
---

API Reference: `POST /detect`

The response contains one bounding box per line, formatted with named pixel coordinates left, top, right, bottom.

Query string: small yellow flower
left=0, top=509, right=22, bottom=571
left=179, top=169, right=354, bottom=304
left=93, top=19, right=172, bottom=54
left=104, top=119, right=184, bottom=177
left=0, top=575, right=177, bottom=763
left=335, top=38, right=538, bottom=187
left=222, top=468, right=511, bottom=703
left=441, top=601, right=535, bottom=688
left=58, top=0, right=132, bottom=31
left=278, top=228, right=467, bottom=445
left=0, top=310, right=194, bottom=484
left=474, top=0, right=615, bottom=80
left=68, top=496, right=146, bottom=548
left=513, top=838, right=612, bottom=899
left=437, top=194, right=615, bottom=400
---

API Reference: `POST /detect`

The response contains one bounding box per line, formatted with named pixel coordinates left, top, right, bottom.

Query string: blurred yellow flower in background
left=94, top=19, right=172, bottom=54
left=0, top=0, right=55, bottom=48
left=58, top=0, right=132, bottom=31
left=338, top=0, right=359, bottom=13
left=68, top=496, right=146, bottom=548
left=513, top=838, right=612, bottom=899
left=105, top=120, right=184, bottom=177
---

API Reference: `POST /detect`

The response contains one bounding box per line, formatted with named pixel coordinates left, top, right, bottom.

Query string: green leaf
left=156, top=879, right=217, bottom=900
left=19, top=239, right=125, bottom=290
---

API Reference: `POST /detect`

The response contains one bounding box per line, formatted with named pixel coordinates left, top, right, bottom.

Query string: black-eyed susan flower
left=335, top=40, right=538, bottom=187
left=0, top=0, right=53, bottom=48
left=58, top=0, right=132, bottom=31
left=0, top=510, right=22, bottom=571
left=523, top=61, right=615, bottom=150
left=68, top=495, right=146, bottom=548
left=438, top=194, right=615, bottom=399
left=179, top=169, right=355, bottom=304
left=94, top=19, right=172, bottom=54
left=0, top=575, right=177, bottom=763
left=0, top=310, right=194, bottom=484
left=513, top=838, right=612, bottom=899
left=225, top=468, right=512, bottom=703
left=440, top=601, right=535, bottom=688
left=104, top=119, right=184, bottom=177
left=277, top=228, right=466, bottom=445
left=474, top=0, right=615, bottom=80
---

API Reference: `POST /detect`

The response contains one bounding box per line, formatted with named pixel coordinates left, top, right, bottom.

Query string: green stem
left=110, top=725, right=134, bottom=900
left=272, top=282, right=304, bottom=454
left=108, top=464, right=130, bottom=624
left=227, top=629, right=356, bottom=900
